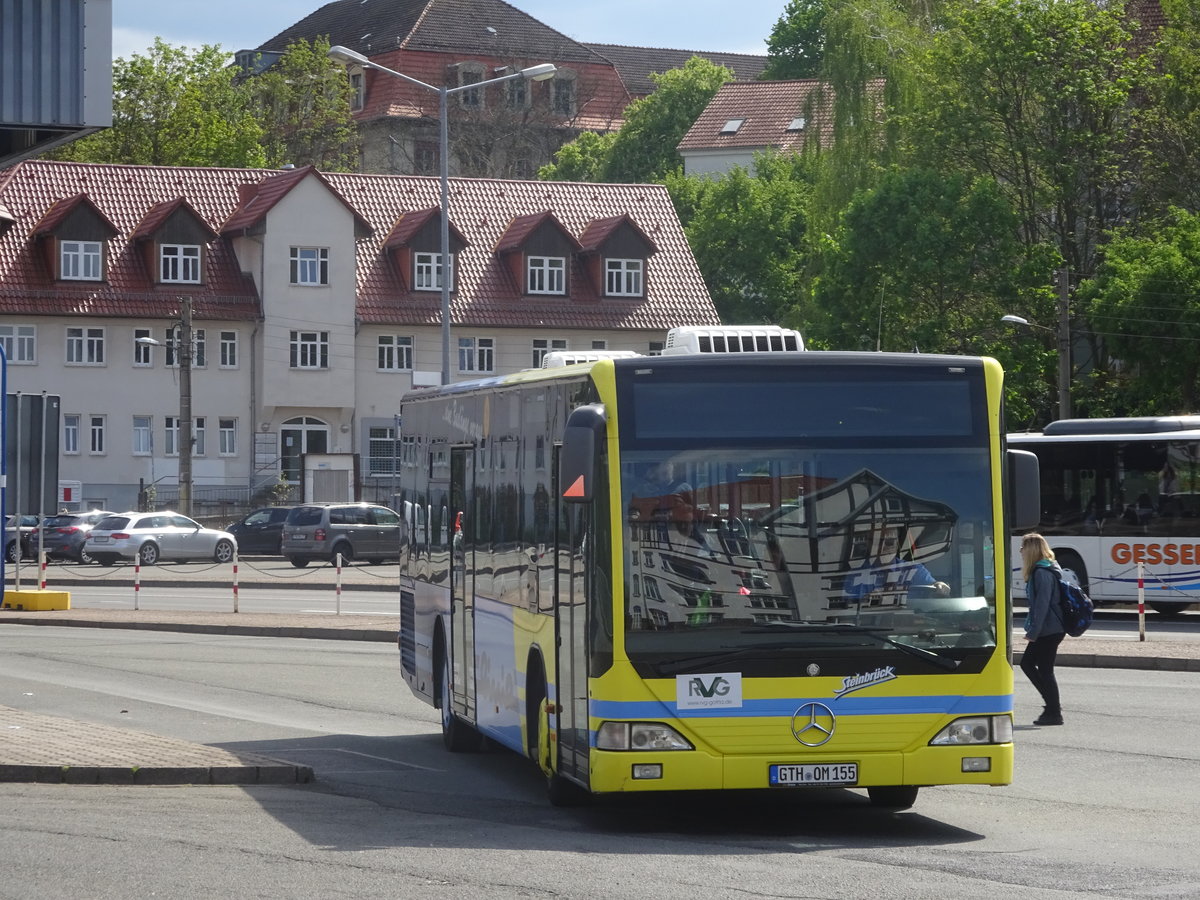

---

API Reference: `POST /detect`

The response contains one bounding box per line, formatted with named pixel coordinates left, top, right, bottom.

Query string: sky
left=111, top=0, right=785, bottom=60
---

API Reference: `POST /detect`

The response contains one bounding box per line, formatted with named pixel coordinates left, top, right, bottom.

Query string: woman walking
left=1020, top=533, right=1066, bottom=726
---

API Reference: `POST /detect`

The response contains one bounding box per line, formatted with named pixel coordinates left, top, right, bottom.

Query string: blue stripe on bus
left=589, top=694, right=1013, bottom=720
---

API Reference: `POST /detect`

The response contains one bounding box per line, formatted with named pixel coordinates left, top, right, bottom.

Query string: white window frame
left=605, top=258, right=644, bottom=297
left=219, top=418, right=237, bottom=457
left=527, top=256, right=566, bottom=295
left=289, top=246, right=329, bottom=286
left=505, top=76, right=529, bottom=110
left=0, top=324, right=36, bottom=364
left=290, top=331, right=329, bottom=369
left=165, top=416, right=180, bottom=456
left=160, top=244, right=201, bottom=283
left=66, top=326, right=105, bottom=365
left=194, top=416, right=206, bottom=456
left=413, top=252, right=453, bottom=291
left=349, top=69, right=364, bottom=111
left=457, top=336, right=495, bottom=374
left=532, top=337, right=567, bottom=367
left=63, top=414, right=80, bottom=455
left=132, top=416, right=152, bottom=456
left=88, top=415, right=106, bottom=455
left=367, top=425, right=400, bottom=477
left=133, top=328, right=152, bottom=366
left=60, top=240, right=102, bottom=281
left=377, top=335, right=414, bottom=372
left=219, top=331, right=238, bottom=368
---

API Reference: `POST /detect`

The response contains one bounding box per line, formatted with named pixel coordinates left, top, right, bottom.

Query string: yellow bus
left=394, top=337, right=1039, bottom=807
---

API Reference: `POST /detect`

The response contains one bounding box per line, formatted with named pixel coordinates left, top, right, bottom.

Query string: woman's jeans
left=1020, top=632, right=1066, bottom=713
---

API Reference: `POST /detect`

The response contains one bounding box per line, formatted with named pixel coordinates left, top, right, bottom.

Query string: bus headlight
left=930, top=715, right=1013, bottom=745
left=596, top=722, right=694, bottom=751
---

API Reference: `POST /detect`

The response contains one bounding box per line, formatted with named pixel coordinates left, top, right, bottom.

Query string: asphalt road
left=2, top=626, right=1200, bottom=898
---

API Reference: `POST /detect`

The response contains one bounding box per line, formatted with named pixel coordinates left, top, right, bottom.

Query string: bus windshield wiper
left=744, top=622, right=960, bottom=671
left=651, top=646, right=791, bottom=677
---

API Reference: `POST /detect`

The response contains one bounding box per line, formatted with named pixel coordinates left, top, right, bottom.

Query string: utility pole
left=178, top=297, right=193, bottom=517
left=1057, top=267, right=1072, bottom=421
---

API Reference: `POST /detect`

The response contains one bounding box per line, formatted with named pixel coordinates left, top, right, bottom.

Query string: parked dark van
left=282, top=503, right=402, bottom=567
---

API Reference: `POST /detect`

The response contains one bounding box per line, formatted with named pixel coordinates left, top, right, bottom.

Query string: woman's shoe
left=1033, top=710, right=1064, bottom=726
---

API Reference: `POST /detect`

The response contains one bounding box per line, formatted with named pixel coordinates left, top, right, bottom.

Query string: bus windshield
left=616, top=361, right=996, bottom=676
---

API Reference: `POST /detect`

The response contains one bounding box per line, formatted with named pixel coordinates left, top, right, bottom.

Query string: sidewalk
left=1, top=608, right=1197, bottom=786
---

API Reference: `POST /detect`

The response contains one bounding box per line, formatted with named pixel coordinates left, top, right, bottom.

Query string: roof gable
left=494, top=211, right=582, bottom=255
left=130, top=197, right=219, bottom=242
left=384, top=207, right=468, bottom=251
left=578, top=214, right=657, bottom=256
left=221, top=166, right=373, bottom=237
left=31, top=193, right=118, bottom=239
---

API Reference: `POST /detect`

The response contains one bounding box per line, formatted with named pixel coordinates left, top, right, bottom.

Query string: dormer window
left=160, top=244, right=201, bottom=283
left=528, top=256, right=566, bottom=294
left=61, top=240, right=103, bottom=280
left=605, top=259, right=643, bottom=297
left=349, top=70, right=364, bottom=111
left=414, top=251, right=454, bottom=291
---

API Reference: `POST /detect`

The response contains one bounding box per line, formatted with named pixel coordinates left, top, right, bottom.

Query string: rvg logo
left=688, top=675, right=732, bottom=698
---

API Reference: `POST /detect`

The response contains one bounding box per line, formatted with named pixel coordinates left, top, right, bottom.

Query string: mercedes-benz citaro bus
left=393, top=326, right=1040, bottom=808
left=1009, top=415, right=1200, bottom=616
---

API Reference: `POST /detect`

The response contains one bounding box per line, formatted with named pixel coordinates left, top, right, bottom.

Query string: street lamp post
left=327, top=45, right=556, bottom=385
left=1001, top=312, right=1071, bottom=420
left=136, top=297, right=193, bottom=516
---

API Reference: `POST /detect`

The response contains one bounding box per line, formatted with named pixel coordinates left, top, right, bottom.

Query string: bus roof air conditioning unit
left=661, top=325, right=805, bottom=356
left=541, top=350, right=642, bottom=368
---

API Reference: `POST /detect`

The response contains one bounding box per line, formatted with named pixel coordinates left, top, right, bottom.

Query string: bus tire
left=867, top=786, right=919, bottom=810
left=547, top=772, right=590, bottom=808
left=1149, top=601, right=1193, bottom=617
left=438, top=642, right=482, bottom=752
left=1055, top=549, right=1088, bottom=595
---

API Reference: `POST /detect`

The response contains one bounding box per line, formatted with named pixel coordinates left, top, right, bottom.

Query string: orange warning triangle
left=563, top=475, right=587, bottom=498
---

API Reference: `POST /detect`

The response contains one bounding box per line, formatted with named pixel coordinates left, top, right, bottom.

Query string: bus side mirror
left=1007, top=448, right=1040, bottom=532
left=560, top=404, right=606, bottom=504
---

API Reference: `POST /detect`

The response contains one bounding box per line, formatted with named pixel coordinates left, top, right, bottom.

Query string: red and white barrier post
left=1137, top=561, right=1146, bottom=642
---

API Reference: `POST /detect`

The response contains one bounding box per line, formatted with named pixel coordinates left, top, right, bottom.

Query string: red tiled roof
left=0, top=161, right=261, bottom=320
left=678, top=80, right=843, bottom=154
left=0, top=160, right=718, bottom=331
left=130, top=197, right=218, bottom=242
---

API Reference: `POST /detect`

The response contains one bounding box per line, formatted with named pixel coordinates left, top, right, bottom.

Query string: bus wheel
left=1149, top=601, right=1193, bottom=617
left=1055, top=550, right=1088, bottom=594
left=547, top=772, right=590, bottom=808
left=439, top=647, right=482, bottom=752
left=867, top=786, right=919, bottom=810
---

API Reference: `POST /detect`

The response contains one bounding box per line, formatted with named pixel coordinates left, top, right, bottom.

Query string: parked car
left=4, top=514, right=40, bottom=563
left=85, top=512, right=238, bottom=566
left=33, top=509, right=115, bottom=563
left=283, top=502, right=402, bottom=567
left=226, top=506, right=294, bottom=555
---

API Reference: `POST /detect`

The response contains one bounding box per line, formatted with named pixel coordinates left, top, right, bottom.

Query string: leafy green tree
left=666, top=153, right=815, bottom=324
left=54, top=39, right=266, bottom=167
left=541, top=57, right=732, bottom=184
left=906, top=0, right=1151, bottom=279
left=247, top=37, right=360, bottom=172
left=1138, top=0, right=1200, bottom=214
left=1079, top=209, right=1200, bottom=413
left=763, top=0, right=828, bottom=79
left=810, top=167, right=1058, bottom=419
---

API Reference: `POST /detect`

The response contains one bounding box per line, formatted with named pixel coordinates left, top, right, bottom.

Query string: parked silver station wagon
left=283, top=503, right=402, bottom=567
left=85, top=512, right=238, bottom=566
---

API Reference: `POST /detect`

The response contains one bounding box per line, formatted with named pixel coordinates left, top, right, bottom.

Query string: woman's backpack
left=1057, top=572, right=1095, bottom=637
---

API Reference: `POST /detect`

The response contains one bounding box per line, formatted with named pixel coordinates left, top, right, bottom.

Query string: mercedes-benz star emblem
left=791, top=701, right=836, bottom=747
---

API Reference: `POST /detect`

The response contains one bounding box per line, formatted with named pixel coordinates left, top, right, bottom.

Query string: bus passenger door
left=553, top=447, right=591, bottom=788
left=450, top=447, right=475, bottom=725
